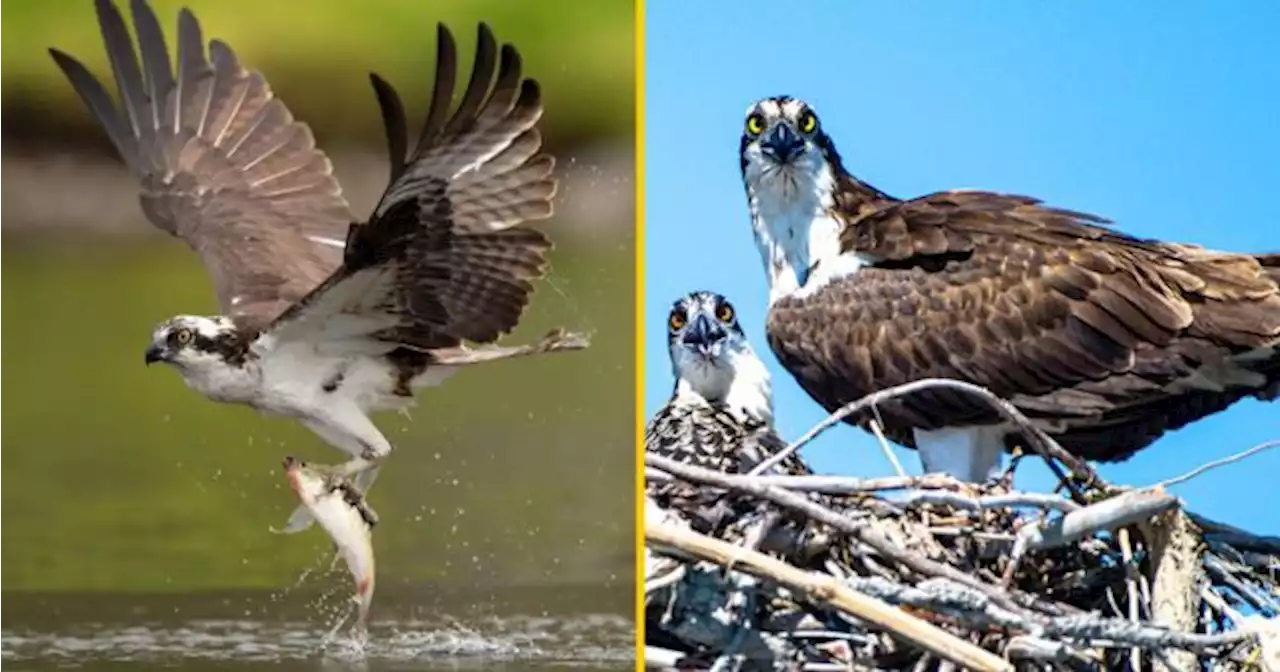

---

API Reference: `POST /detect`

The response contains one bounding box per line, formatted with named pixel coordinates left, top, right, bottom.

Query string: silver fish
left=281, top=456, right=377, bottom=638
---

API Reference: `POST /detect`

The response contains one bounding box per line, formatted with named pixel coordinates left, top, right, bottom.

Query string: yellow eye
left=715, top=303, right=735, bottom=324
left=174, top=328, right=193, bottom=345
left=799, top=112, right=818, bottom=134
left=745, top=114, right=765, bottom=136
left=668, top=311, right=687, bottom=332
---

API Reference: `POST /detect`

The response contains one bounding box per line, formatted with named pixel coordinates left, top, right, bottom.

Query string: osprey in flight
left=739, top=95, right=1280, bottom=483
left=50, top=0, right=587, bottom=530
left=645, top=291, right=808, bottom=478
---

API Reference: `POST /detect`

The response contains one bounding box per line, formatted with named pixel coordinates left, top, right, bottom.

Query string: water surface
left=2, top=195, right=636, bottom=671
left=3, top=584, right=634, bottom=670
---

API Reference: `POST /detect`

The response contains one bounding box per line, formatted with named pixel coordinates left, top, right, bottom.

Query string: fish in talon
left=282, top=456, right=377, bottom=636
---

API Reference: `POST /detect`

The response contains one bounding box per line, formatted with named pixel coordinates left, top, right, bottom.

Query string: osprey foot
left=328, top=454, right=381, bottom=483
left=353, top=498, right=379, bottom=529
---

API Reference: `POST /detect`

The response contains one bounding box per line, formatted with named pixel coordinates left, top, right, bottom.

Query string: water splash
left=2, top=614, right=633, bottom=668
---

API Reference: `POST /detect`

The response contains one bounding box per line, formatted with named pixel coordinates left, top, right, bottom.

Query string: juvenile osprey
left=51, top=0, right=587, bottom=530
left=646, top=291, right=809, bottom=479
left=646, top=292, right=860, bottom=574
left=739, top=95, right=1280, bottom=482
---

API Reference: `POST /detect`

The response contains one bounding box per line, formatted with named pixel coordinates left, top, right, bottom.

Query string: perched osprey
left=50, top=0, right=587, bottom=530
left=646, top=292, right=861, bottom=575
left=739, top=95, right=1280, bottom=483
left=645, top=291, right=808, bottom=479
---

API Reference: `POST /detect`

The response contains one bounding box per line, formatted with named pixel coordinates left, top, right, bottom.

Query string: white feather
left=744, top=146, right=871, bottom=304
left=912, top=425, right=1007, bottom=483
left=153, top=307, right=443, bottom=468
left=673, top=339, right=773, bottom=425
left=307, top=234, right=346, bottom=249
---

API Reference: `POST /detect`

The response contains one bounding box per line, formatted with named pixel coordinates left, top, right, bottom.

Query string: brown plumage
left=645, top=396, right=812, bottom=539
left=743, top=96, right=1279, bottom=464
left=645, top=399, right=810, bottom=477
left=269, top=21, right=554, bottom=352
left=768, top=187, right=1280, bottom=461
left=51, top=0, right=350, bottom=334
left=52, top=0, right=555, bottom=348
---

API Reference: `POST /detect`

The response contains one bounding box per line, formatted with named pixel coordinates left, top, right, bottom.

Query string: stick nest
left=644, top=380, right=1280, bottom=672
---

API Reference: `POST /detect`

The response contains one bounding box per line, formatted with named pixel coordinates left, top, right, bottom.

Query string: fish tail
left=354, top=573, right=375, bottom=633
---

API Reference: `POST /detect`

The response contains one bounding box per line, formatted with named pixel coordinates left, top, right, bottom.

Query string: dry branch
left=746, top=377, right=1099, bottom=487
left=645, top=378, right=1278, bottom=671
left=647, top=521, right=1014, bottom=672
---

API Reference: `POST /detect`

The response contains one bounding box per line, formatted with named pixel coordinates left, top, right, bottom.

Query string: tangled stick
left=645, top=381, right=1278, bottom=670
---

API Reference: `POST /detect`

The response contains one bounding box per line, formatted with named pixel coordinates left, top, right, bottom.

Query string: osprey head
left=666, top=291, right=773, bottom=423
left=144, top=315, right=244, bottom=370
left=739, top=96, right=843, bottom=196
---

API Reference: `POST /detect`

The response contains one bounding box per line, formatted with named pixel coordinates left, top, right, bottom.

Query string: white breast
left=252, top=335, right=396, bottom=416
left=748, top=164, right=869, bottom=305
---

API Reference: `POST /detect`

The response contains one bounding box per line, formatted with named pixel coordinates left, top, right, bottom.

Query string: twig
left=868, top=417, right=908, bottom=478
left=1119, top=528, right=1142, bottom=670
left=648, top=454, right=1043, bottom=617
left=647, top=469, right=963, bottom=494
left=1016, top=487, right=1178, bottom=552
left=1004, top=635, right=1097, bottom=668
left=1204, top=553, right=1278, bottom=615
left=746, top=378, right=1098, bottom=485
left=646, top=520, right=1015, bottom=672
left=1201, top=585, right=1246, bottom=624
left=646, top=564, right=687, bottom=594
left=646, top=425, right=1277, bottom=670
left=894, top=490, right=1081, bottom=515
left=835, top=574, right=1255, bottom=654
left=1155, top=440, right=1280, bottom=489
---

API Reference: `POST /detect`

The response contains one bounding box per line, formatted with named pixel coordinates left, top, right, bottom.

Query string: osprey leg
left=275, top=411, right=391, bottom=534
left=912, top=425, right=1006, bottom=484
left=310, top=408, right=393, bottom=482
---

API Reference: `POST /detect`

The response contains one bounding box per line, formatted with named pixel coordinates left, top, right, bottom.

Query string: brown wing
left=265, top=23, right=554, bottom=351
left=49, top=0, right=353, bottom=333
left=768, top=189, right=1280, bottom=461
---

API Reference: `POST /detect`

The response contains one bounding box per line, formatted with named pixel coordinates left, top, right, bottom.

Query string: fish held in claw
left=281, top=455, right=378, bottom=636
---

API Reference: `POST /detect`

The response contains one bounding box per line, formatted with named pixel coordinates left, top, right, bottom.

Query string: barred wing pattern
left=266, top=23, right=555, bottom=352
left=50, top=0, right=353, bottom=333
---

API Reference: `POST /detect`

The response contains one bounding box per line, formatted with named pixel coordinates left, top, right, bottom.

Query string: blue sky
left=643, top=1, right=1280, bottom=533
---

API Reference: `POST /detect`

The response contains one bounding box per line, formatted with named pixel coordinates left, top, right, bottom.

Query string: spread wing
left=49, top=0, right=354, bottom=333
left=262, top=22, right=555, bottom=352
left=768, top=189, right=1280, bottom=460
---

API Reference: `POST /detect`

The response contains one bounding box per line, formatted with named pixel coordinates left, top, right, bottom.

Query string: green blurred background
left=1, top=0, right=637, bottom=603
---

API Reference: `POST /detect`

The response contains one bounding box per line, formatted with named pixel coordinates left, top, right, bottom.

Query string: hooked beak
left=144, top=343, right=166, bottom=366
left=682, top=313, right=727, bottom=359
left=760, top=123, right=804, bottom=164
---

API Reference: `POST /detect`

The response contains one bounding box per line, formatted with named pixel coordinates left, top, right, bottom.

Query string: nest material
left=644, top=382, right=1280, bottom=672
